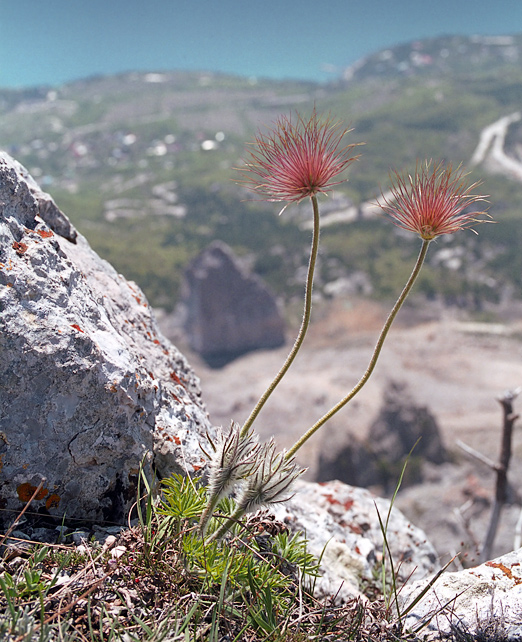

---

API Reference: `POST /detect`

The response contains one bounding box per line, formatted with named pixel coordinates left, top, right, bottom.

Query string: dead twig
left=456, top=440, right=497, bottom=470
left=480, top=389, right=520, bottom=562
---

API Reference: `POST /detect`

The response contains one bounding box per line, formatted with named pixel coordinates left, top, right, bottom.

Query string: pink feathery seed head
left=379, top=160, right=490, bottom=241
left=236, top=108, right=362, bottom=206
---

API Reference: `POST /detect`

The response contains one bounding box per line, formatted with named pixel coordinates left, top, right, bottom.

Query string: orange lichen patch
left=320, top=491, right=355, bottom=511
left=12, top=241, right=28, bottom=256
left=17, top=482, right=49, bottom=502
left=153, top=339, right=160, bottom=345
left=71, top=324, right=84, bottom=333
left=36, top=229, right=54, bottom=238
left=2, top=259, right=14, bottom=271
left=485, top=561, right=522, bottom=584
left=169, top=372, right=186, bottom=387
left=45, top=494, right=61, bottom=509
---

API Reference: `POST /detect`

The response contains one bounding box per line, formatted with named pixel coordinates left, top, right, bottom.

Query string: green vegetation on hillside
left=2, top=35, right=522, bottom=313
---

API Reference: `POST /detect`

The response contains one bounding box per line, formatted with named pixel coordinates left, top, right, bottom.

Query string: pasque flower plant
left=204, top=109, right=361, bottom=541
left=201, top=111, right=489, bottom=542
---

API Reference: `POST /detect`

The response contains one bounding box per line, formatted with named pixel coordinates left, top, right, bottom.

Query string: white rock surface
left=272, top=479, right=439, bottom=601
left=398, top=548, right=522, bottom=639
left=0, top=152, right=213, bottom=526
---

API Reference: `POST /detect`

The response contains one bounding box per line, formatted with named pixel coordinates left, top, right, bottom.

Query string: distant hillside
left=343, top=34, right=522, bottom=81
left=1, top=34, right=522, bottom=314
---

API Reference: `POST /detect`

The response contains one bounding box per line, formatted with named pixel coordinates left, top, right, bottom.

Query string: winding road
left=470, top=111, right=522, bottom=181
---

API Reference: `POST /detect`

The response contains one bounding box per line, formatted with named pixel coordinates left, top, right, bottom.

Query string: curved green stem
left=285, top=239, right=431, bottom=460
left=240, top=195, right=321, bottom=438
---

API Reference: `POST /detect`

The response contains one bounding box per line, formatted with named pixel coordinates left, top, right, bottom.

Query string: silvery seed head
left=235, top=439, right=304, bottom=515
left=206, top=422, right=260, bottom=502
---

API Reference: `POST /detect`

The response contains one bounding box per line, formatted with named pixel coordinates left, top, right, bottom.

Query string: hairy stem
left=285, top=238, right=431, bottom=460
left=205, top=506, right=245, bottom=544
left=199, top=495, right=220, bottom=535
left=240, top=195, right=321, bottom=437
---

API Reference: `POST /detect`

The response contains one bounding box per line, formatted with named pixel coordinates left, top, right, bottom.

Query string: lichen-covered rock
left=0, top=152, right=213, bottom=527
left=398, top=548, right=522, bottom=640
left=182, top=240, right=285, bottom=367
left=272, top=479, right=439, bottom=602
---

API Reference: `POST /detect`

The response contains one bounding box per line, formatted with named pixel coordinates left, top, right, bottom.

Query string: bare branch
left=480, top=389, right=519, bottom=562
left=456, top=439, right=497, bottom=470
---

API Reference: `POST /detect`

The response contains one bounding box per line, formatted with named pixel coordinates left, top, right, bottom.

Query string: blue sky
left=1, top=0, right=521, bottom=88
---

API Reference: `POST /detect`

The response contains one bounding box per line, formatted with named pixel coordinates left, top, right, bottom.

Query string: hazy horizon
left=2, top=0, right=521, bottom=90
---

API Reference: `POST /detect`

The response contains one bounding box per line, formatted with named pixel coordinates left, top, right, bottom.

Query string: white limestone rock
left=398, top=548, right=522, bottom=639
left=0, top=152, right=213, bottom=526
left=272, top=479, right=439, bottom=602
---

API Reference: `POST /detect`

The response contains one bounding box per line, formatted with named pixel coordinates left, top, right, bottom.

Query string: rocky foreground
left=2, top=151, right=522, bottom=638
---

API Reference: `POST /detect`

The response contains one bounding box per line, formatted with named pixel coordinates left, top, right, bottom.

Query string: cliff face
left=182, top=240, right=285, bottom=367
left=0, top=152, right=214, bottom=527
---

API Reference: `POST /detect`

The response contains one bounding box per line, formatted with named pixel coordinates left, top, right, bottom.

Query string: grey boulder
left=182, top=240, right=285, bottom=367
left=0, top=152, right=213, bottom=527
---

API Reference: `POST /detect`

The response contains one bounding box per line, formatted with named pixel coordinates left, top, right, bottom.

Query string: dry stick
left=480, top=389, right=520, bottom=563
left=456, top=439, right=497, bottom=470
left=239, top=195, right=321, bottom=438
left=514, top=507, right=522, bottom=550
left=13, top=575, right=109, bottom=642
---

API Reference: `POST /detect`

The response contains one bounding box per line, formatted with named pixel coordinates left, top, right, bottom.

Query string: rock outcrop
left=272, top=479, right=439, bottom=602
left=317, top=380, right=447, bottom=491
left=0, top=152, right=213, bottom=528
left=182, top=240, right=285, bottom=367
left=398, top=548, right=522, bottom=640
